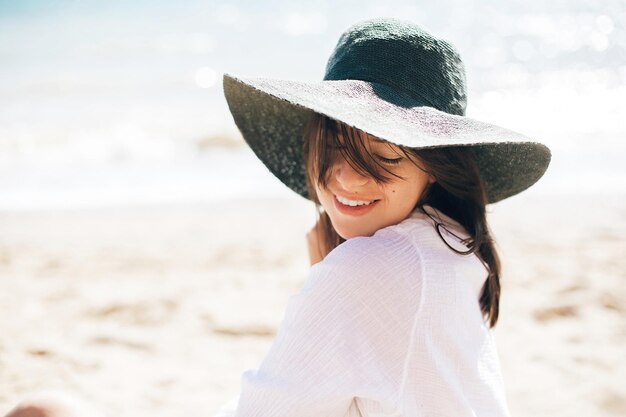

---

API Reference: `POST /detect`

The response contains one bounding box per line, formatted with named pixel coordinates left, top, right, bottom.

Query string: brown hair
left=302, top=112, right=503, bottom=328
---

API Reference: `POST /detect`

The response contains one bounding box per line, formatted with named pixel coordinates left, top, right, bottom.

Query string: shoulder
left=327, top=226, right=418, bottom=267
left=307, top=227, right=423, bottom=299
left=294, top=228, right=423, bottom=328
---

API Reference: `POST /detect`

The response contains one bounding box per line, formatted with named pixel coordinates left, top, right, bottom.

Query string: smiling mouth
left=334, top=194, right=380, bottom=207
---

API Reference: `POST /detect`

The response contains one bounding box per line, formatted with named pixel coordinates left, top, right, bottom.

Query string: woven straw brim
left=223, top=73, right=551, bottom=204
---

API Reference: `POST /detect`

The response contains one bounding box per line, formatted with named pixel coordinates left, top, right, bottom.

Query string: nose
left=333, top=156, right=371, bottom=189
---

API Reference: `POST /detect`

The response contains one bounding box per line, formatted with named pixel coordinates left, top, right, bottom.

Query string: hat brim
left=223, top=73, right=551, bottom=204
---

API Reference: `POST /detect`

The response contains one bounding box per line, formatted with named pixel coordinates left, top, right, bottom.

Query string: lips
left=332, top=194, right=380, bottom=216
left=334, top=193, right=378, bottom=206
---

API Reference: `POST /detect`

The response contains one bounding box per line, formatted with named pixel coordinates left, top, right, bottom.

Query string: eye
left=376, top=155, right=402, bottom=165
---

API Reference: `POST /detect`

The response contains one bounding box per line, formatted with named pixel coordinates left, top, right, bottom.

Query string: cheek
left=316, top=185, right=334, bottom=210
left=387, top=183, right=416, bottom=199
left=385, top=182, right=422, bottom=209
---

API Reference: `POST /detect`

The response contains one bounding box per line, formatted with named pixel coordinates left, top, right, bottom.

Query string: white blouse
left=213, top=204, right=511, bottom=417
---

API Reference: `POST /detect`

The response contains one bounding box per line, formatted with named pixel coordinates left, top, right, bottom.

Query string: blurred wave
left=0, top=0, right=624, bottom=209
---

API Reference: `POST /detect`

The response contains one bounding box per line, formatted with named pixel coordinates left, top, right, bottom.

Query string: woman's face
left=314, top=133, right=436, bottom=239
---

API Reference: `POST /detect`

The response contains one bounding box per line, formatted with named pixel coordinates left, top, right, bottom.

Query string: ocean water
left=0, top=0, right=624, bottom=209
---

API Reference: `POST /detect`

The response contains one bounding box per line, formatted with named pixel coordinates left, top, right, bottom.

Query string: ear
left=428, top=175, right=436, bottom=184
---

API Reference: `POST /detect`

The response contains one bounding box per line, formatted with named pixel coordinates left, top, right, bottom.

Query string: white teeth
left=336, top=194, right=376, bottom=206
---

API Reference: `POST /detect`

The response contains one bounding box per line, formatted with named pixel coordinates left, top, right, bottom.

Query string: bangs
left=305, top=114, right=410, bottom=190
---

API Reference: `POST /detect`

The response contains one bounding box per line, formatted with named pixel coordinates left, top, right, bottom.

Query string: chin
left=334, top=225, right=376, bottom=240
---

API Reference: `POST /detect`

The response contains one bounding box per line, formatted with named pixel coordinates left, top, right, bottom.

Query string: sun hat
left=222, top=17, right=551, bottom=204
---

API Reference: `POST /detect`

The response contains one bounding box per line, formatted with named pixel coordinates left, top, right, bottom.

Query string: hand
left=306, top=219, right=325, bottom=266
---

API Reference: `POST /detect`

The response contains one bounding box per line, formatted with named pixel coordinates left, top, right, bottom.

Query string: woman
left=214, top=17, right=551, bottom=417
left=3, top=17, right=550, bottom=417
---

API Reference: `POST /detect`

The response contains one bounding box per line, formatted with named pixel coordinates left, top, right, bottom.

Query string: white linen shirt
left=214, top=204, right=511, bottom=417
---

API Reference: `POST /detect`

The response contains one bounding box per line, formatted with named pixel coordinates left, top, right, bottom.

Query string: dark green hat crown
left=324, top=18, right=468, bottom=116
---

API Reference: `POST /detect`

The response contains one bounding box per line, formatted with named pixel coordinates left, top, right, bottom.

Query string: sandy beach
left=0, top=192, right=624, bottom=417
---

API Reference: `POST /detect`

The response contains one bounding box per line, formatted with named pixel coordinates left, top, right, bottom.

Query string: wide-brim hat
left=223, top=17, right=551, bottom=204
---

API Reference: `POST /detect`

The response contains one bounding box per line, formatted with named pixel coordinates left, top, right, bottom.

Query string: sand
left=0, top=193, right=624, bottom=417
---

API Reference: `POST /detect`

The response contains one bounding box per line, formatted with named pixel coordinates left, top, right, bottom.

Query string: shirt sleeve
left=219, top=230, right=423, bottom=417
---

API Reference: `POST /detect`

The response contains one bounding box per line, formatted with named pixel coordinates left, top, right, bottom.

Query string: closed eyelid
left=377, top=154, right=402, bottom=160
left=375, top=148, right=404, bottom=159
left=376, top=155, right=403, bottom=166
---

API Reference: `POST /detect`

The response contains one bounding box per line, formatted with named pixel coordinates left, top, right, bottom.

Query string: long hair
left=302, top=112, right=503, bottom=328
